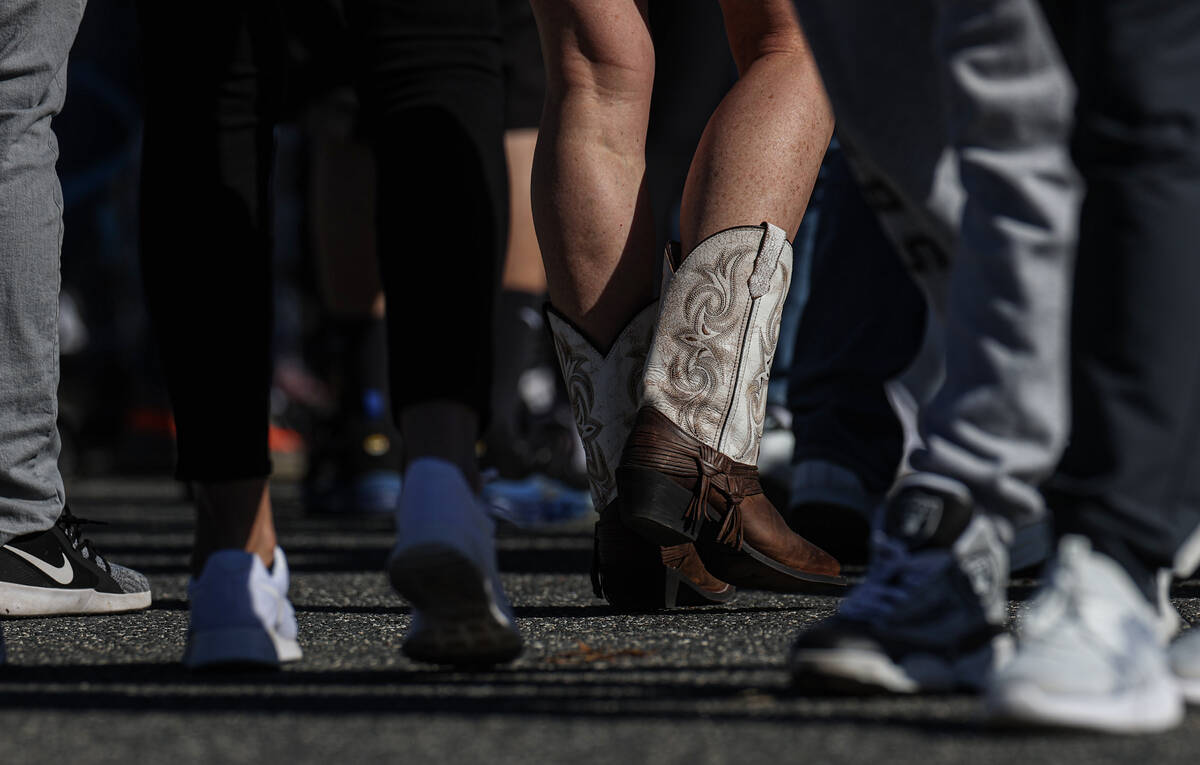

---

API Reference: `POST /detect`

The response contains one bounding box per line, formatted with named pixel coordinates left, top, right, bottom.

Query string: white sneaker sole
left=791, top=635, right=1012, bottom=695
left=986, top=678, right=1184, bottom=733
left=389, top=544, right=521, bottom=666
left=183, top=626, right=303, bottom=670
left=791, top=647, right=921, bottom=693
left=0, top=581, right=151, bottom=616
left=1176, top=674, right=1200, bottom=705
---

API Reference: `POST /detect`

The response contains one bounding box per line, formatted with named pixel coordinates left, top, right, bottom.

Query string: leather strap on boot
left=623, top=408, right=762, bottom=550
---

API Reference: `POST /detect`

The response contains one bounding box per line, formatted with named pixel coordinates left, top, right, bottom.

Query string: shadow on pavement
left=145, top=597, right=825, bottom=619
left=0, top=660, right=1017, bottom=736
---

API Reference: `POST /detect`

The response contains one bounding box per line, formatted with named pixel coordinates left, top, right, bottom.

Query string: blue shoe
left=183, top=547, right=302, bottom=669
left=790, top=486, right=1011, bottom=693
left=304, top=389, right=402, bottom=515
left=389, top=459, right=522, bottom=666
left=482, top=474, right=591, bottom=528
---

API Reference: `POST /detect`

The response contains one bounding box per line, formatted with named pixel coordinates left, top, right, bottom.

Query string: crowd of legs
left=1, top=0, right=1200, bottom=737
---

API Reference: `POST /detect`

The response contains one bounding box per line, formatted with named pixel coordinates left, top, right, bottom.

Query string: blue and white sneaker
left=389, top=458, right=522, bottom=666
left=789, top=486, right=1011, bottom=693
left=183, top=546, right=302, bottom=669
left=988, top=536, right=1183, bottom=733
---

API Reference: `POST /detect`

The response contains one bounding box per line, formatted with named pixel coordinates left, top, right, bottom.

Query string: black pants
left=138, top=0, right=507, bottom=480
left=1039, top=0, right=1200, bottom=590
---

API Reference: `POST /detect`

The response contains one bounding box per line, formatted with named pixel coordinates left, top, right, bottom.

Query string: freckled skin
left=529, top=0, right=834, bottom=350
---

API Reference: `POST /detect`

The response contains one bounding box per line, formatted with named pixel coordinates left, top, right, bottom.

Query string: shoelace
left=55, top=506, right=110, bottom=573
left=838, top=534, right=927, bottom=622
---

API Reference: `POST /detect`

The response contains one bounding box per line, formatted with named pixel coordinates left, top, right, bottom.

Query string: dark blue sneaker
left=790, top=487, right=1012, bottom=693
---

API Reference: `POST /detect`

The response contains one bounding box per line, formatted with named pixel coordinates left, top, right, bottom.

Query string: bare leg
left=191, top=479, right=277, bottom=575
left=679, top=0, right=833, bottom=252
left=529, top=0, right=656, bottom=349
left=503, top=128, right=548, bottom=294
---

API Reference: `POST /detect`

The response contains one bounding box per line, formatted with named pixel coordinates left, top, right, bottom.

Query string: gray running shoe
left=790, top=486, right=1011, bottom=693
left=987, top=535, right=1182, bottom=733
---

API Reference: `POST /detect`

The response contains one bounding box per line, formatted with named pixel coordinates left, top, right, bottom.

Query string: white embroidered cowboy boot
left=617, top=223, right=845, bottom=593
left=546, top=302, right=734, bottom=608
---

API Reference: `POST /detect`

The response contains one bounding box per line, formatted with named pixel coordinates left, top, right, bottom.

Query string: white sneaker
left=389, top=458, right=521, bottom=666
left=183, top=546, right=302, bottom=669
left=986, top=535, right=1182, bottom=733
left=1168, top=628, right=1200, bottom=703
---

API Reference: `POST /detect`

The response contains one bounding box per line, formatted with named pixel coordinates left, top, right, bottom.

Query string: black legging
left=137, top=0, right=506, bottom=481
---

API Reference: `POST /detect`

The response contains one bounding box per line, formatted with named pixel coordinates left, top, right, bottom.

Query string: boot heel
left=663, top=568, right=682, bottom=608
left=617, top=465, right=700, bottom=546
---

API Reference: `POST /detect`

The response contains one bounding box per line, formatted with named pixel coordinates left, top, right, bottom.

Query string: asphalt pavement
left=3, top=477, right=1199, bottom=765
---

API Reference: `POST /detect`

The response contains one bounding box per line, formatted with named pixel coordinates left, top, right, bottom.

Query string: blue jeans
left=0, top=0, right=85, bottom=543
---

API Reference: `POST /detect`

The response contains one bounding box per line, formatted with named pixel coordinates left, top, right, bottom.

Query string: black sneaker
left=0, top=507, right=151, bottom=616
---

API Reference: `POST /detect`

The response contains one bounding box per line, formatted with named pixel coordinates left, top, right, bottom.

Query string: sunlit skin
left=529, top=0, right=833, bottom=350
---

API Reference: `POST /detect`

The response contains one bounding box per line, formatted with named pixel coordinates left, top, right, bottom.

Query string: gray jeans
left=794, top=0, right=1079, bottom=530
left=0, top=0, right=85, bottom=544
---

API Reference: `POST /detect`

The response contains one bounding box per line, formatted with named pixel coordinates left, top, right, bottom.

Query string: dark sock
left=335, top=317, right=390, bottom=420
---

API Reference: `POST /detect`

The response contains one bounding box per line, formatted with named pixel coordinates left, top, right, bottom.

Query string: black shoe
left=0, top=507, right=151, bottom=616
left=304, top=394, right=403, bottom=515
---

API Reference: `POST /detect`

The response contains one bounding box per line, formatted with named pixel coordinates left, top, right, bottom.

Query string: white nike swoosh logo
left=3, top=545, right=74, bottom=585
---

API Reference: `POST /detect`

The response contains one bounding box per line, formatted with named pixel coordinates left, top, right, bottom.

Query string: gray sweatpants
left=0, top=0, right=85, bottom=544
left=794, top=0, right=1079, bottom=531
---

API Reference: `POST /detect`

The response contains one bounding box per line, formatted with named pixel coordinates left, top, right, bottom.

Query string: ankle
left=191, top=478, right=277, bottom=576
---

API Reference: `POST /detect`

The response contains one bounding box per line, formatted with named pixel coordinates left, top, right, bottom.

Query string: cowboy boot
left=617, top=223, right=845, bottom=593
left=546, top=302, right=734, bottom=609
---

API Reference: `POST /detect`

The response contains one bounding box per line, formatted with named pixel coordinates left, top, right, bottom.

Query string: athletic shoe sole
left=986, top=677, right=1183, bottom=733
left=0, top=581, right=151, bottom=616
left=389, top=544, right=522, bottom=666
left=791, top=635, right=1012, bottom=695
left=791, top=647, right=922, bottom=694
left=1177, top=675, right=1200, bottom=705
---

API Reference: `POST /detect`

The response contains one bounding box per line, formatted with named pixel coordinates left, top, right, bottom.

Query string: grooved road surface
left=3, top=479, right=1200, bottom=764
